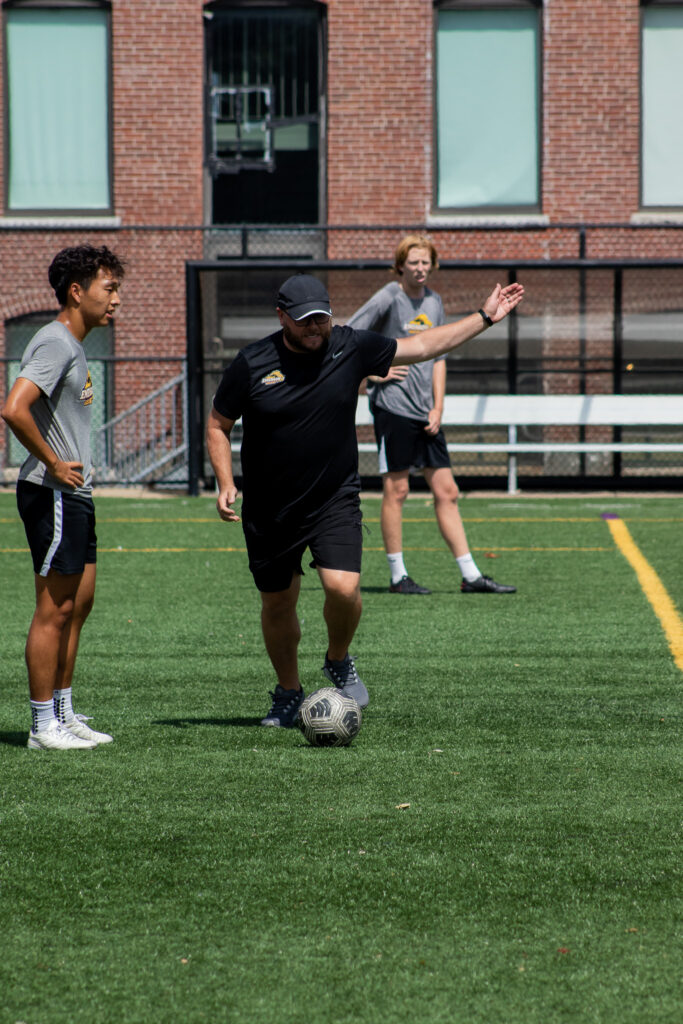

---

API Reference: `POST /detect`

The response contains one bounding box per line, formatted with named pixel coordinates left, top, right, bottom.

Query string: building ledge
left=0, top=216, right=122, bottom=230
left=630, top=211, right=683, bottom=226
left=425, top=213, right=550, bottom=228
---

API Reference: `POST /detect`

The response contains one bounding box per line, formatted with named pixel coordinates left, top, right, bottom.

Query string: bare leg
left=25, top=570, right=84, bottom=702
left=56, top=562, right=96, bottom=690
left=424, top=466, right=470, bottom=558
left=317, top=568, right=362, bottom=661
left=260, top=573, right=302, bottom=690
left=380, top=471, right=410, bottom=554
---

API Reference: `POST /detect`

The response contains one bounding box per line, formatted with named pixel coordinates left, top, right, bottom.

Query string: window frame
left=639, top=0, right=683, bottom=210
left=2, top=0, right=114, bottom=216
left=203, top=0, right=327, bottom=225
left=433, top=0, right=543, bottom=215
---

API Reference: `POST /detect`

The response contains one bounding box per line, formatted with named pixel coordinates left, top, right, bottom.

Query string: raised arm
left=393, top=281, right=524, bottom=366
left=206, top=406, right=241, bottom=522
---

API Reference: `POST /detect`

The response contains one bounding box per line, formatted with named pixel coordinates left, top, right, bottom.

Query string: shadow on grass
left=0, top=731, right=28, bottom=747
left=360, top=585, right=448, bottom=594
left=152, top=717, right=261, bottom=729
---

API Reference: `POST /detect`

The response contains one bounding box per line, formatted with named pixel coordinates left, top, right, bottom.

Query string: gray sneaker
left=261, top=685, right=305, bottom=727
left=323, top=655, right=369, bottom=709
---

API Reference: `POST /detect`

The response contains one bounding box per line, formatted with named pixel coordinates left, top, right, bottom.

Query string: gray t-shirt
left=346, top=281, right=445, bottom=421
left=17, top=321, right=93, bottom=495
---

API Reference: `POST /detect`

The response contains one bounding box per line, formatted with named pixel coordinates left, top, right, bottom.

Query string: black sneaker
left=323, top=655, right=369, bottom=708
left=461, top=575, right=516, bottom=594
left=260, top=685, right=305, bottom=727
left=389, top=575, right=432, bottom=595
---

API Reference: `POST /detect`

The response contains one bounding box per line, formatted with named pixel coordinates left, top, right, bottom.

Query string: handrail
left=94, top=372, right=188, bottom=484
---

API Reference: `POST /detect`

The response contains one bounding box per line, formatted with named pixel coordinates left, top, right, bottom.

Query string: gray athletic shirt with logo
left=17, top=321, right=94, bottom=495
left=346, top=281, right=445, bottom=421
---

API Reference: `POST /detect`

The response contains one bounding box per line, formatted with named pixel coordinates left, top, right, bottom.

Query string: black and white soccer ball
left=298, top=687, right=362, bottom=747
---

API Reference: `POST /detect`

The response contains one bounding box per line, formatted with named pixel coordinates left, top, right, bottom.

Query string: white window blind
left=6, top=8, right=110, bottom=211
left=642, top=6, right=683, bottom=207
left=436, top=8, right=539, bottom=209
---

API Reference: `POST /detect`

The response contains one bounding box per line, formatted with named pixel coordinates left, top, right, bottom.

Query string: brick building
left=1, top=0, right=682, bottom=485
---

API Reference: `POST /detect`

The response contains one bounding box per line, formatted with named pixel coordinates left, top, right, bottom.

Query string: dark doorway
left=206, top=5, right=324, bottom=224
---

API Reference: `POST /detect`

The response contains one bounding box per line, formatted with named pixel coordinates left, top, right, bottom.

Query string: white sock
left=387, top=552, right=408, bottom=584
left=30, top=699, right=56, bottom=734
left=456, top=552, right=481, bottom=583
left=53, top=687, right=75, bottom=725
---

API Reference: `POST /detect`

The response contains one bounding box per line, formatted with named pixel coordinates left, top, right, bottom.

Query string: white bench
left=355, top=394, right=683, bottom=492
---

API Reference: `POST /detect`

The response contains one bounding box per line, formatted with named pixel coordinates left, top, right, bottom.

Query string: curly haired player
left=2, top=244, right=125, bottom=750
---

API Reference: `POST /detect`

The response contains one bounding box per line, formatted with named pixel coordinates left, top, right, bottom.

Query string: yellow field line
left=1, top=515, right=682, bottom=525
left=2, top=545, right=610, bottom=555
left=99, top=517, right=219, bottom=523
left=369, top=516, right=683, bottom=524
left=604, top=515, right=683, bottom=672
left=101, top=547, right=248, bottom=553
left=369, top=546, right=610, bottom=553
left=0, top=546, right=247, bottom=554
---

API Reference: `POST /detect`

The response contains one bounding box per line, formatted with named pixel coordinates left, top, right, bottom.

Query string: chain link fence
left=189, top=257, right=683, bottom=492
left=2, top=225, right=683, bottom=491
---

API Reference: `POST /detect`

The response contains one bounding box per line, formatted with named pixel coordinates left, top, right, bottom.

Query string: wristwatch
left=478, top=308, right=494, bottom=327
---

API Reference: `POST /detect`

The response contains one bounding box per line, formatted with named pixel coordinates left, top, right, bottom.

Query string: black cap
left=276, top=274, right=332, bottom=320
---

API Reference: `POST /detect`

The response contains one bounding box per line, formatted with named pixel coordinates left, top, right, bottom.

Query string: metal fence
left=186, top=256, right=683, bottom=494
left=197, top=221, right=683, bottom=263
left=93, top=372, right=188, bottom=485
left=2, top=236, right=683, bottom=492
left=0, top=356, right=186, bottom=489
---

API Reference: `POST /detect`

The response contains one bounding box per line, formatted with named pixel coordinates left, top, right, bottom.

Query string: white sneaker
left=63, top=714, right=113, bottom=745
left=27, top=720, right=97, bottom=750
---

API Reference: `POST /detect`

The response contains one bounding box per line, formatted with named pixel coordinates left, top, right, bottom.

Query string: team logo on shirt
left=80, top=371, right=94, bottom=406
left=261, top=369, right=285, bottom=386
left=404, top=313, right=434, bottom=334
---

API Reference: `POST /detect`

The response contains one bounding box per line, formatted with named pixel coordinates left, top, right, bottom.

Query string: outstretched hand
left=482, top=282, right=525, bottom=324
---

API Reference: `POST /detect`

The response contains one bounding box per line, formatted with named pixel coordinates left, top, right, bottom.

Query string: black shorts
left=17, top=480, right=97, bottom=577
left=243, top=494, right=363, bottom=593
left=372, top=405, right=451, bottom=474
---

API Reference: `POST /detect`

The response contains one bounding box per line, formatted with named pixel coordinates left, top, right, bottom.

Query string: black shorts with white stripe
left=17, top=480, right=97, bottom=577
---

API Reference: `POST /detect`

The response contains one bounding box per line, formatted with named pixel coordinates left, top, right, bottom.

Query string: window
left=205, top=2, right=325, bottom=224
left=641, top=3, right=683, bottom=207
left=3, top=1, right=111, bottom=213
left=435, top=1, right=540, bottom=211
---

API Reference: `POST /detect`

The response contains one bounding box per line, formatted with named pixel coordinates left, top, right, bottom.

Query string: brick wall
left=326, top=0, right=432, bottom=227
left=543, top=0, right=640, bottom=223
left=2, top=0, right=683, bottom=461
left=112, top=0, right=204, bottom=225
left=325, top=0, right=683, bottom=260
left=0, top=0, right=205, bottom=409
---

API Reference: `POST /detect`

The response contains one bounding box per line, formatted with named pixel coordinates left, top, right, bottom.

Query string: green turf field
left=0, top=491, right=681, bottom=1023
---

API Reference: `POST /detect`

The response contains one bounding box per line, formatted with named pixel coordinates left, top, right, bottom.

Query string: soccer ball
left=298, top=687, right=362, bottom=747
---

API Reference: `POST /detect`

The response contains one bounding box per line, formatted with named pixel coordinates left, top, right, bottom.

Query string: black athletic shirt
left=213, top=325, right=397, bottom=527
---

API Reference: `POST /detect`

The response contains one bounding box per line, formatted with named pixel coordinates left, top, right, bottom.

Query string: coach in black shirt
left=207, top=273, right=523, bottom=727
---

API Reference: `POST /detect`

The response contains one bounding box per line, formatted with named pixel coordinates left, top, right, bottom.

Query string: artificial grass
left=0, top=493, right=681, bottom=1023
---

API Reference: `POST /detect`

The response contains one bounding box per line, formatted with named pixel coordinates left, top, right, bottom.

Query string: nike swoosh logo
left=332, top=350, right=343, bottom=359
